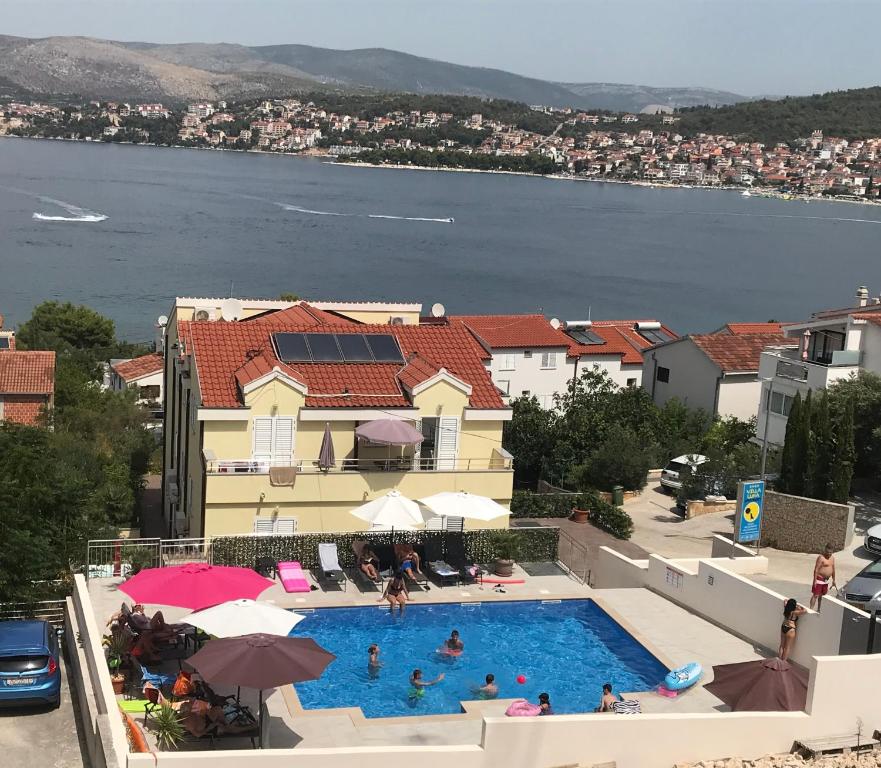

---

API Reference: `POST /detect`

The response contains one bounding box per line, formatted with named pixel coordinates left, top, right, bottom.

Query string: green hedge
left=211, top=527, right=561, bottom=570
left=510, top=490, right=633, bottom=540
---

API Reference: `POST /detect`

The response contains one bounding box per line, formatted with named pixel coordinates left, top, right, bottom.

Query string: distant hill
left=677, top=87, right=881, bottom=142
left=0, top=34, right=749, bottom=111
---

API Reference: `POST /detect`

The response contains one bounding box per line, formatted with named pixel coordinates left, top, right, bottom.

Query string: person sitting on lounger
left=398, top=543, right=423, bottom=582
left=360, top=546, right=380, bottom=582
left=595, top=683, right=619, bottom=712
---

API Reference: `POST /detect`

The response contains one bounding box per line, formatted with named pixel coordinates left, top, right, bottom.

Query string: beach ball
left=516, top=674, right=526, bottom=684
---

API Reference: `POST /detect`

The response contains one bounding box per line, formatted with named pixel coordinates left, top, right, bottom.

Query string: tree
left=827, top=372, right=881, bottom=478
left=830, top=399, right=855, bottom=503
left=569, top=425, right=654, bottom=491
left=778, top=392, right=803, bottom=494
left=502, top=396, right=555, bottom=488
left=801, top=391, right=816, bottom=497
left=17, top=301, right=115, bottom=355
left=278, top=293, right=300, bottom=302
left=810, top=393, right=834, bottom=500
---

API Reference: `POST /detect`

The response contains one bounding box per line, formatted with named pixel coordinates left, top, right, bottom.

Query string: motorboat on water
left=741, top=190, right=752, bottom=197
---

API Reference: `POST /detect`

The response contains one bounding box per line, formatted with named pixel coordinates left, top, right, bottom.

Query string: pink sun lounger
left=278, top=561, right=311, bottom=593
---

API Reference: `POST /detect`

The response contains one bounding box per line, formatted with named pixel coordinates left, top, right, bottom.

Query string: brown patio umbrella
left=704, top=657, right=809, bottom=712
left=187, top=633, right=335, bottom=746
left=318, top=422, right=335, bottom=470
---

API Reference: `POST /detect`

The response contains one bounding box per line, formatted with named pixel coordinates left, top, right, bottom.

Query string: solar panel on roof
left=568, top=329, right=605, bottom=345
left=305, top=333, right=343, bottom=362
left=640, top=329, right=673, bottom=344
left=365, top=334, right=404, bottom=363
left=337, top=333, right=374, bottom=362
left=273, top=333, right=310, bottom=362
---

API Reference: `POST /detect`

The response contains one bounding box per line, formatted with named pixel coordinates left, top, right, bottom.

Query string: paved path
left=0, top=657, right=89, bottom=768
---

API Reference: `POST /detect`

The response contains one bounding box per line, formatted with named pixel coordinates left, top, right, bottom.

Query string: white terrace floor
left=88, top=562, right=764, bottom=750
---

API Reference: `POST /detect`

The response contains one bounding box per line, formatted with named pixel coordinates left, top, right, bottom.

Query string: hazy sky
left=3, top=0, right=878, bottom=96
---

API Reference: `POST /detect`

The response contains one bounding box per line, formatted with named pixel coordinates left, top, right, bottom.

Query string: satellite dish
left=549, top=318, right=561, bottom=329
left=157, top=315, right=168, bottom=327
left=431, top=302, right=446, bottom=318
left=220, top=298, right=244, bottom=322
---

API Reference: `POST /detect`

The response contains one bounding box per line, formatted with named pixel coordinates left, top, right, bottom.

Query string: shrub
left=509, top=491, right=579, bottom=518
left=580, top=490, right=634, bottom=540
left=570, top=425, right=653, bottom=491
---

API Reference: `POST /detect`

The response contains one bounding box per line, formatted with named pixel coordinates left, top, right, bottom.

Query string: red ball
left=516, top=674, right=526, bottom=684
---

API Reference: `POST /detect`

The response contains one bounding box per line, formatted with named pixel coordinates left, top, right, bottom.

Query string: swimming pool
left=290, top=599, right=667, bottom=718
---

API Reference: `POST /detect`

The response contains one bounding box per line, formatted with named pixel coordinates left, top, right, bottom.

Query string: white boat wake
left=33, top=196, right=108, bottom=223
left=279, top=203, right=453, bottom=223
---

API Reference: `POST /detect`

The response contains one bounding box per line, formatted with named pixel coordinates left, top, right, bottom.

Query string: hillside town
left=2, top=97, right=880, bottom=198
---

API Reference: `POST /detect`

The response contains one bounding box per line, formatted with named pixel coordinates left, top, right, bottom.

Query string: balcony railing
left=206, top=455, right=513, bottom=475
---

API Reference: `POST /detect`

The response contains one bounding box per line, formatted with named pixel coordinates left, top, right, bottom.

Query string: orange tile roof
left=690, top=334, right=795, bottom=373
left=569, top=321, right=679, bottom=365
left=452, top=315, right=568, bottom=349
left=184, top=306, right=503, bottom=410
left=718, top=323, right=785, bottom=336
left=112, top=352, right=163, bottom=382
left=0, top=351, right=55, bottom=394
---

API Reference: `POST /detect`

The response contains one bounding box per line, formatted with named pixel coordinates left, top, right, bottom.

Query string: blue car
left=0, top=620, right=61, bottom=708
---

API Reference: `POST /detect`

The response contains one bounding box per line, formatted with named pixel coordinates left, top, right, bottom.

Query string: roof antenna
left=228, top=281, right=234, bottom=298
left=588, top=306, right=592, bottom=322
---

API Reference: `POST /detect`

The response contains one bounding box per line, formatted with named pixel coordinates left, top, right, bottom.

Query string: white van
left=660, top=454, right=708, bottom=492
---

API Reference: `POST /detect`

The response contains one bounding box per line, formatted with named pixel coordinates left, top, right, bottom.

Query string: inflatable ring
left=437, top=647, right=463, bottom=657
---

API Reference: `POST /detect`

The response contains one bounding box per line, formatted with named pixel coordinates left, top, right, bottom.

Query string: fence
left=85, top=537, right=212, bottom=580
left=0, top=599, right=67, bottom=633
left=556, top=529, right=591, bottom=584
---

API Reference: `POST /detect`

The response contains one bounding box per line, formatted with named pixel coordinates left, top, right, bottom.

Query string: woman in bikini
left=380, top=572, right=409, bottom=614
left=779, top=597, right=807, bottom=661
left=360, top=546, right=380, bottom=582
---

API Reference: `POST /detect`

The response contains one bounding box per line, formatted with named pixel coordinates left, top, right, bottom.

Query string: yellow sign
left=743, top=501, right=760, bottom=523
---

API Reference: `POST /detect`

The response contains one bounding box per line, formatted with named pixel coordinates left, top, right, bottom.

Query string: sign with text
left=736, top=480, right=765, bottom=544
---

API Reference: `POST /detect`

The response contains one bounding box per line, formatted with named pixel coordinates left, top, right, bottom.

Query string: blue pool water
left=290, top=599, right=668, bottom=718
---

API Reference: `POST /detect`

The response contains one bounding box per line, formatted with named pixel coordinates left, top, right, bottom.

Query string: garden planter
left=570, top=508, right=590, bottom=524
left=494, top=558, right=514, bottom=577
left=111, top=674, right=125, bottom=695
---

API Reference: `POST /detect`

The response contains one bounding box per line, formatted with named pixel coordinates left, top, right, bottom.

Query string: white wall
left=643, top=340, right=720, bottom=414
left=716, top=374, right=762, bottom=421
left=486, top=346, right=571, bottom=408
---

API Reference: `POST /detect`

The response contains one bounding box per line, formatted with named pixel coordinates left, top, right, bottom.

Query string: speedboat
left=741, top=190, right=751, bottom=197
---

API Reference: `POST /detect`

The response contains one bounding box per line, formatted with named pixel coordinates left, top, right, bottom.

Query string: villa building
left=161, top=298, right=513, bottom=539
left=757, top=286, right=881, bottom=446
left=453, top=314, right=676, bottom=408
left=110, top=352, right=164, bottom=406
left=0, top=349, right=55, bottom=426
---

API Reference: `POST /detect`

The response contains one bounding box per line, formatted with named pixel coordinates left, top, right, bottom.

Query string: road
left=0, top=657, right=89, bottom=768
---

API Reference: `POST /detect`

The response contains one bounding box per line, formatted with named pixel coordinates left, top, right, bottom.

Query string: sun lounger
left=318, top=543, right=348, bottom=591
left=425, top=537, right=459, bottom=586
left=446, top=534, right=483, bottom=584
left=349, top=541, right=385, bottom=591
left=277, top=561, right=311, bottom=593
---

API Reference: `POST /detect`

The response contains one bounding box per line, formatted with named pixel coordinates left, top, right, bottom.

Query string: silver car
left=864, top=523, right=881, bottom=556
left=841, top=559, right=881, bottom=610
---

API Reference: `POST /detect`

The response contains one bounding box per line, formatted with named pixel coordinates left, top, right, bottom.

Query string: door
left=252, top=416, right=296, bottom=467
left=436, top=416, right=459, bottom=471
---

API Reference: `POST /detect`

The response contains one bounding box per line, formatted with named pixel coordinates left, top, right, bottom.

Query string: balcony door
left=417, top=416, right=459, bottom=470
left=253, top=416, right=295, bottom=467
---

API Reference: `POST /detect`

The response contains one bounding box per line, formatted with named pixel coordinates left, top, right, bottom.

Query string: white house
left=110, top=352, right=164, bottom=407
left=757, top=286, right=881, bottom=447
left=644, top=331, right=793, bottom=421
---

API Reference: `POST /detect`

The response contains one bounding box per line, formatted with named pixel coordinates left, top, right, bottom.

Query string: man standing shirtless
left=810, top=544, right=837, bottom=612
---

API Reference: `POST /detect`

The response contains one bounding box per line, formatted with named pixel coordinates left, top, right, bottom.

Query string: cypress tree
left=830, top=399, right=855, bottom=503
left=779, top=392, right=802, bottom=493
left=787, top=391, right=811, bottom=496
left=802, top=391, right=816, bottom=498
left=811, top=392, right=834, bottom=500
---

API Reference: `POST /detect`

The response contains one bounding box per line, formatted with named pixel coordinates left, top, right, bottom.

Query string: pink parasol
left=355, top=419, right=424, bottom=446
left=119, top=563, right=274, bottom=611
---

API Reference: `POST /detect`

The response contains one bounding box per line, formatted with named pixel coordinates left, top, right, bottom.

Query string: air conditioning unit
left=194, top=307, right=216, bottom=322
left=166, top=478, right=180, bottom=504
left=390, top=316, right=405, bottom=326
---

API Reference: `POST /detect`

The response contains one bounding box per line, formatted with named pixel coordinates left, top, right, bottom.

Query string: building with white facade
left=757, top=287, right=881, bottom=447
left=110, top=353, right=164, bottom=407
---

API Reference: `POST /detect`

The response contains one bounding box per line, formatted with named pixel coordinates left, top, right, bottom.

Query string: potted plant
left=488, top=530, right=521, bottom=577
left=104, top=631, right=131, bottom=695
left=123, top=546, right=156, bottom=576
left=152, top=703, right=184, bottom=750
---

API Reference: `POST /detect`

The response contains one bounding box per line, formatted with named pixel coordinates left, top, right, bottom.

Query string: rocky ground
left=674, top=751, right=881, bottom=768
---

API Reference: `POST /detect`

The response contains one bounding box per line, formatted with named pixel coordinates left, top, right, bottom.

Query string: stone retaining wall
left=760, top=490, right=854, bottom=553
left=686, top=498, right=736, bottom=519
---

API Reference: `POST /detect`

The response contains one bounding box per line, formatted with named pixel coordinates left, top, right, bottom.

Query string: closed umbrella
left=119, top=563, right=274, bottom=611
left=704, top=657, right=809, bottom=712
left=318, top=422, right=335, bottom=470
left=355, top=419, right=424, bottom=446
left=178, top=599, right=305, bottom=638
left=187, top=633, right=336, bottom=747
left=349, top=490, right=430, bottom=530
left=419, top=491, right=512, bottom=523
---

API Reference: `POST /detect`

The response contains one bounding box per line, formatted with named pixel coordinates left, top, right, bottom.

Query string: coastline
left=4, top=134, right=881, bottom=209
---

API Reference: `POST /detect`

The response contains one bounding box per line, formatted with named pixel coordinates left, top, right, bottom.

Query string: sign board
left=735, top=480, right=765, bottom=544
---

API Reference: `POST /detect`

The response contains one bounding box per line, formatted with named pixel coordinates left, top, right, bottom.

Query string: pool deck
left=88, top=561, right=764, bottom=749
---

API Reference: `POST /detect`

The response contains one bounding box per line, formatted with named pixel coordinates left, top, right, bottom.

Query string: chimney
left=857, top=286, right=869, bottom=307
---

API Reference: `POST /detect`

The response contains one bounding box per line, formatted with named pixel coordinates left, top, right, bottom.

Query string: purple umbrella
left=355, top=418, right=424, bottom=446
left=318, top=422, right=335, bottom=470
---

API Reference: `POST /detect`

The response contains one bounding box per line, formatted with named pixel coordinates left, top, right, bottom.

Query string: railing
left=85, top=537, right=160, bottom=581
left=556, top=529, right=591, bottom=584
left=0, top=599, right=67, bottom=633
left=160, top=537, right=212, bottom=567
left=206, top=456, right=513, bottom=474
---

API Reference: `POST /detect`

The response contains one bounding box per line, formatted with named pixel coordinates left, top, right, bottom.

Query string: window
left=523, top=350, right=533, bottom=358
left=656, top=366, right=670, bottom=383
left=500, top=353, right=517, bottom=371
left=540, top=351, right=557, bottom=369
left=521, top=390, right=531, bottom=396
left=769, top=391, right=795, bottom=417
left=254, top=517, right=297, bottom=535
left=139, top=384, right=160, bottom=400
left=253, top=416, right=295, bottom=466
left=626, top=378, right=637, bottom=387
left=497, top=379, right=510, bottom=396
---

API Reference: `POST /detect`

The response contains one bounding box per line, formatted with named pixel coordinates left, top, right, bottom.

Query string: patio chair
left=131, top=656, right=176, bottom=694
left=278, top=561, right=312, bottom=593
left=395, top=542, right=429, bottom=589
left=254, top=556, right=276, bottom=580
left=446, top=534, right=483, bottom=584
left=424, top=537, right=459, bottom=587
left=372, top=543, right=397, bottom=579
left=318, top=543, right=348, bottom=591
left=142, top=681, right=170, bottom=725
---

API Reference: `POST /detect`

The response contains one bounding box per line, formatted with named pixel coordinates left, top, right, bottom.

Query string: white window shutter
left=275, top=518, right=297, bottom=535
left=253, top=418, right=273, bottom=463
left=436, top=416, right=459, bottom=470
left=254, top=518, right=275, bottom=535
left=273, top=418, right=295, bottom=466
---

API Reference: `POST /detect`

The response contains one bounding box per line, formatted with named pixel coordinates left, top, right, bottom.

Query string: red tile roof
left=717, top=323, right=785, bottom=336
left=0, top=351, right=55, bottom=394
left=690, top=334, right=795, bottom=373
left=185, top=305, right=503, bottom=410
left=852, top=312, right=881, bottom=327
left=112, top=352, right=163, bottom=382
left=452, top=314, right=568, bottom=349
left=568, top=321, right=679, bottom=365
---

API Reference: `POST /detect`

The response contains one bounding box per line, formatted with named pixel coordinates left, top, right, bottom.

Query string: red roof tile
left=452, top=314, right=568, bottom=349
left=690, top=334, right=795, bottom=373
left=112, top=352, right=163, bottom=382
left=568, top=321, right=679, bottom=364
left=717, top=323, right=785, bottom=336
left=0, top=351, right=55, bottom=394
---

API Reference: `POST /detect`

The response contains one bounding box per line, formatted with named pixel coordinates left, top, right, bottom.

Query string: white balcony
left=760, top=347, right=861, bottom=391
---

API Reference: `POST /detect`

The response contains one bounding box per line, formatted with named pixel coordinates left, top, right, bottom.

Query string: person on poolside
left=360, top=546, right=380, bottom=582
left=444, top=629, right=464, bottom=652
left=410, top=668, right=444, bottom=690
left=809, top=543, right=837, bottom=613
left=475, top=674, right=498, bottom=699
left=538, top=692, right=553, bottom=715
left=398, top=544, right=423, bottom=583
left=779, top=597, right=807, bottom=661
left=595, top=683, right=618, bottom=712
left=368, top=644, right=382, bottom=677
left=380, top=572, right=409, bottom=614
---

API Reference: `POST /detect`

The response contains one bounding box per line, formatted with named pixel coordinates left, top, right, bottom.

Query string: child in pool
left=473, top=673, right=498, bottom=699
left=409, top=668, right=444, bottom=697
left=368, top=644, right=382, bottom=677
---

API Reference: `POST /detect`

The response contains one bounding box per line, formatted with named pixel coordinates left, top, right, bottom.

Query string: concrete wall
left=762, top=490, right=855, bottom=552
left=643, top=340, right=720, bottom=414
left=716, top=374, right=761, bottom=421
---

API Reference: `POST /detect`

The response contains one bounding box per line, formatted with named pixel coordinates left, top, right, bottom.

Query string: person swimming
left=367, top=644, right=382, bottom=677
left=474, top=673, right=498, bottom=699
left=445, top=630, right=464, bottom=651
left=409, top=668, right=444, bottom=698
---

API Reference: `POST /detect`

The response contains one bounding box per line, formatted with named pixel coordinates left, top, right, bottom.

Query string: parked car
left=0, top=620, right=61, bottom=708
left=865, top=523, right=881, bottom=556
left=660, top=454, right=708, bottom=493
left=841, top=559, right=881, bottom=611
